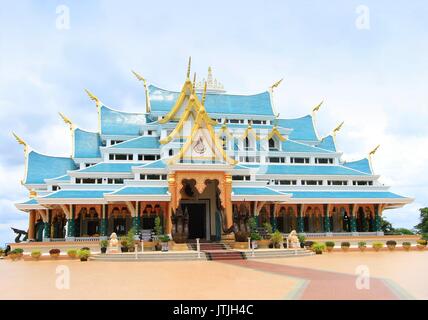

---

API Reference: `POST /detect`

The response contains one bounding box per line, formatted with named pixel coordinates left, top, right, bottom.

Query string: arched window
left=269, top=138, right=276, bottom=150
left=169, top=149, right=173, bottom=156
left=244, top=137, right=250, bottom=150
left=221, top=136, right=227, bottom=150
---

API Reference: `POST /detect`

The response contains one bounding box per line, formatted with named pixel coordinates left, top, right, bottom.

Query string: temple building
left=14, top=61, right=412, bottom=243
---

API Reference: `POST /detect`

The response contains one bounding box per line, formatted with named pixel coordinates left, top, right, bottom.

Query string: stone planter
left=315, top=250, right=323, bottom=255
left=403, top=245, right=411, bottom=251
left=231, top=242, right=248, bottom=250
left=257, top=239, right=270, bottom=249
left=9, top=253, right=18, bottom=261
left=417, top=244, right=426, bottom=250
left=121, top=247, right=128, bottom=253
left=171, top=242, right=188, bottom=251
left=161, top=242, right=169, bottom=252
left=100, top=247, right=107, bottom=254
left=326, top=246, right=334, bottom=253
left=359, top=246, right=366, bottom=252
left=31, top=253, right=41, bottom=260
left=341, top=246, right=350, bottom=252
left=251, top=240, right=258, bottom=249
left=50, top=253, right=60, bottom=259
left=387, top=245, right=396, bottom=251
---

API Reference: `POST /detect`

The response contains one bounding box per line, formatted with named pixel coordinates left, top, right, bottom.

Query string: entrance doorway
left=180, top=202, right=209, bottom=240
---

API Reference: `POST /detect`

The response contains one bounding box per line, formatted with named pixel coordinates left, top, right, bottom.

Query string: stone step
left=242, top=249, right=314, bottom=259
left=206, top=251, right=246, bottom=261
left=91, top=252, right=207, bottom=261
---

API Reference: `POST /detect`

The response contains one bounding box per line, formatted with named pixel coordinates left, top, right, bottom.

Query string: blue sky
left=1, top=1, right=427, bottom=246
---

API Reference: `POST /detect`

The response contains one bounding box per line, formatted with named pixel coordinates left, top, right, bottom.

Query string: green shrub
left=31, top=250, right=42, bottom=259
left=250, top=232, right=261, bottom=241
left=386, top=240, right=397, bottom=246
left=159, top=235, right=170, bottom=242
left=120, top=239, right=129, bottom=247
left=100, top=240, right=109, bottom=248
left=270, top=230, right=283, bottom=245
left=262, top=222, right=273, bottom=234
left=77, top=249, right=90, bottom=260
left=49, top=248, right=60, bottom=255
left=325, top=241, right=335, bottom=248
left=304, top=241, right=314, bottom=248
left=341, top=242, right=350, bottom=247
left=372, top=242, right=384, bottom=251
left=312, top=242, right=326, bottom=253
left=417, top=239, right=427, bottom=246
left=154, top=216, right=162, bottom=236
left=297, top=234, right=306, bottom=244
left=358, top=241, right=367, bottom=247
left=0, top=248, right=4, bottom=256
left=67, top=249, right=77, bottom=258
left=402, top=241, right=411, bottom=246
left=14, top=248, right=24, bottom=254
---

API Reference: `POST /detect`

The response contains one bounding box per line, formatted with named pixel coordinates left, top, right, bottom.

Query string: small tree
left=154, top=216, right=162, bottom=236
left=126, top=228, right=136, bottom=248
left=415, top=207, right=428, bottom=234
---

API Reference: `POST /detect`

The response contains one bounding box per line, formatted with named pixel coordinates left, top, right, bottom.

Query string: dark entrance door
left=181, top=203, right=206, bottom=239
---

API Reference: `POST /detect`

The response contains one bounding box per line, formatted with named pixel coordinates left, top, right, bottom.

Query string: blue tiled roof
left=137, top=159, right=167, bottom=169
left=21, top=198, right=39, bottom=205
left=149, top=85, right=274, bottom=116
left=232, top=187, right=283, bottom=196
left=277, top=115, right=318, bottom=141
left=25, top=151, right=77, bottom=184
left=110, top=136, right=160, bottom=149
left=78, top=162, right=139, bottom=173
left=100, top=105, right=146, bottom=135
left=316, top=135, right=336, bottom=152
left=343, top=158, right=372, bottom=174
left=110, top=187, right=169, bottom=196
left=42, top=190, right=112, bottom=199
left=74, top=128, right=102, bottom=158
left=48, top=174, right=71, bottom=182
left=282, top=139, right=333, bottom=153
left=257, top=164, right=369, bottom=176
left=288, top=191, right=405, bottom=199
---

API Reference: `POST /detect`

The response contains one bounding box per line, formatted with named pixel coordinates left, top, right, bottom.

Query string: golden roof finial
left=332, top=121, right=344, bottom=136
left=131, top=70, right=151, bottom=113
left=12, top=132, right=28, bottom=154
left=84, top=89, right=101, bottom=107
left=270, top=78, right=283, bottom=90
left=58, top=112, right=73, bottom=130
left=369, top=144, right=380, bottom=157
left=186, top=56, right=192, bottom=79
left=201, top=81, right=207, bottom=106
left=312, top=100, right=323, bottom=113
left=192, top=72, right=197, bottom=93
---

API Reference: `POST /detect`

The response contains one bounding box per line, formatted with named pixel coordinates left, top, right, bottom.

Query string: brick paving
left=222, top=259, right=400, bottom=300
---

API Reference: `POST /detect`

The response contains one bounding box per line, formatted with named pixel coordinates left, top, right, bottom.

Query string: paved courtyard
left=0, top=251, right=426, bottom=299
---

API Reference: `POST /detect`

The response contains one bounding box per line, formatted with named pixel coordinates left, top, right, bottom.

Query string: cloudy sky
left=1, top=0, right=427, bottom=246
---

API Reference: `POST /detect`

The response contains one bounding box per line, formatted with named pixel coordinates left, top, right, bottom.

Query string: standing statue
left=171, top=207, right=189, bottom=243
left=233, top=204, right=251, bottom=242
left=287, top=230, right=299, bottom=248
left=109, top=232, right=119, bottom=253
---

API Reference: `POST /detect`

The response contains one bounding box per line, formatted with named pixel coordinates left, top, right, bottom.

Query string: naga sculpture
left=11, top=227, right=28, bottom=243
left=171, top=206, right=189, bottom=243
left=217, top=204, right=251, bottom=242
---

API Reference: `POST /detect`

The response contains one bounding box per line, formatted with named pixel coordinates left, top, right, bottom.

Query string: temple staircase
left=188, top=242, right=247, bottom=261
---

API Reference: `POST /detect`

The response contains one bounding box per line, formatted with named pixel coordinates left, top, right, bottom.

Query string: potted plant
left=304, top=241, right=314, bottom=250
left=67, top=249, right=77, bottom=259
left=250, top=232, right=261, bottom=249
left=386, top=240, right=397, bottom=251
left=270, top=230, right=283, bottom=249
left=325, top=241, right=335, bottom=252
left=126, top=228, right=137, bottom=252
left=159, top=235, right=170, bottom=252
left=416, top=239, right=427, bottom=250
left=298, top=234, right=306, bottom=248
left=13, top=248, right=24, bottom=260
left=358, top=241, right=367, bottom=252
left=100, top=240, right=109, bottom=254
left=9, top=249, right=19, bottom=261
left=77, top=249, right=90, bottom=262
left=49, top=248, right=60, bottom=259
left=402, top=242, right=411, bottom=251
left=120, top=239, right=129, bottom=252
left=262, top=222, right=273, bottom=235
left=372, top=242, right=384, bottom=252
left=312, top=242, right=326, bottom=255
left=31, top=250, right=42, bottom=260
left=341, top=242, right=350, bottom=252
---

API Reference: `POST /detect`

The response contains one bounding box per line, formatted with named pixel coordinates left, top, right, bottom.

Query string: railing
left=74, top=237, right=101, bottom=242
left=281, top=232, right=384, bottom=237
left=50, top=238, right=66, bottom=242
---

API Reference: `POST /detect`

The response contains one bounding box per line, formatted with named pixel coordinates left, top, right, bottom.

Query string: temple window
left=140, top=174, right=167, bottom=180
left=315, top=158, right=334, bottom=164
left=232, top=175, right=251, bottom=181
left=110, top=140, right=124, bottom=146
left=268, top=138, right=279, bottom=151
left=328, top=180, right=348, bottom=186
left=147, top=130, right=153, bottom=135
left=107, top=178, right=124, bottom=184
left=268, top=157, right=285, bottom=163
left=273, top=180, right=297, bottom=185
left=109, top=153, right=133, bottom=161
left=85, top=163, right=96, bottom=168
left=353, top=180, right=373, bottom=186
left=52, top=185, right=61, bottom=191
left=137, top=154, right=161, bottom=161
left=290, top=157, right=310, bottom=164
left=78, top=178, right=103, bottom=184
left=301, top=180, right=323, bottom=186
left=239, top=156, right=260, bottom=163
left=169, top=149, right=174, bottom=156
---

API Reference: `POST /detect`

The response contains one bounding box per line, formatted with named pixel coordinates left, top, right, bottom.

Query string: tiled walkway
left=222, top=259, right=401, bottom=300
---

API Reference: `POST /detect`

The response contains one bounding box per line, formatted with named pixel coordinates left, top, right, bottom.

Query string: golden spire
left=84, top=89, right=101, bottom=107
left=369, top=144, right=380, bottom=157
left=12, top=132, right=29, bottom=154
left=270, top=78, right=283, bottom=90
left=312, top=100, right=323, bottom=113
left=131, top=70, right=151, bottom=113
left=192, top=72, right=197, bottom=93
left=58, top=112, right=73, bottom=131
left=332, top=121, right=344, bottom=136
left=186, top=56, right=192, bottom=79
left=201, top=81, right=207, bottom=107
